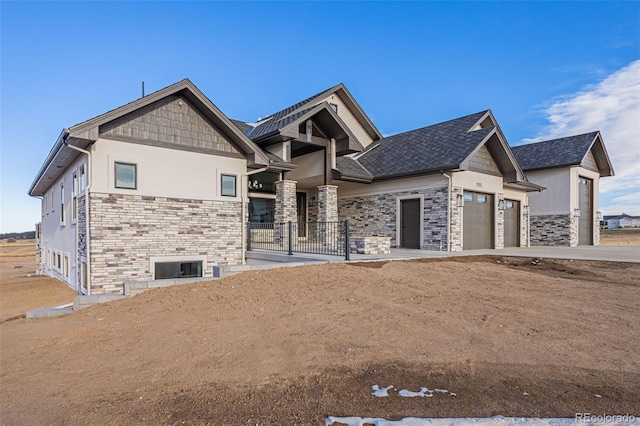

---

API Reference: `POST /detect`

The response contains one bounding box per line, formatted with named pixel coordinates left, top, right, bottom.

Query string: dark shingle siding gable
left=357, top=111, right=491, bottom=179
left=511, top=132, right=598, bottom=171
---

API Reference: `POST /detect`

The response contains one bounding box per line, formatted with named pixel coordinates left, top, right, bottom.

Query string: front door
left=503, top=199, right=520, bottom=248
left=400, top=199, right=420, bottom=248
left=578, top=177, right=593, bottom=245
left=296, top=192, right=307, bottom=238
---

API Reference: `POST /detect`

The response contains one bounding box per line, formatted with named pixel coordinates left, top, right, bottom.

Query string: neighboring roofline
left=371, top=166, right=463, bottom=182
left=504, top=181, right=546, bottom=192
left=28, top=130, right=69, bottom=196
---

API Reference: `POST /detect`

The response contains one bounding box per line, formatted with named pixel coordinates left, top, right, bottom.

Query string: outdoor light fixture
left=456, top=194, right=464, bottom=207
left=498, top=199, right=505, bottom=210
left=574, top=208, right=581, bottom=217
left=309, top=197, right=317, bottom=207
left=597, top=211, right=603, bottom=221
left=523, top=205, right=530, bottom=215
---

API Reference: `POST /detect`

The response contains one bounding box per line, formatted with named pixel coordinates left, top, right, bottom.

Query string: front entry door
left=296, top=192, right=307, bottom=238
left=400, top=199, right=420, bottom=248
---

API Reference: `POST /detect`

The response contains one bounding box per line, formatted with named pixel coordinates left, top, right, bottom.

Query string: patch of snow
left=325, top=416, right=580, bottom=425
left=398, top=387, right=431, bottom=398
left=371, top=385, right=394, bottom=397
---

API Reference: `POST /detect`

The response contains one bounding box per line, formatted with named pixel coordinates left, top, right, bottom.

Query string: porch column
left=317, top=185, right=338, bottom=244
left=274, top=180, right=297, bottom=247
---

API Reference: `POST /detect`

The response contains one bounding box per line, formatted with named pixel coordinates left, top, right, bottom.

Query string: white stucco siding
left=525, top=169, right=572, bottom=215
left=288, top=150, right=325, bottom=184
left=39, top=156, right=87, bottom=292
left=90, top=138, right=247, bottom=201
left=320, top=94, right=374, bottom=148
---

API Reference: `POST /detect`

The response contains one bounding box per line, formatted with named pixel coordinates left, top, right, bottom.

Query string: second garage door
left=463, top=191, right=494, bottom=250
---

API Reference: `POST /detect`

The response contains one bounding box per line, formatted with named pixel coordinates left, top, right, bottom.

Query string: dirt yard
left=0, top=240, right=77, bottom=321
left=1, top=250, right=639, bottom=425
left=600, top=228, right=640, bottom=246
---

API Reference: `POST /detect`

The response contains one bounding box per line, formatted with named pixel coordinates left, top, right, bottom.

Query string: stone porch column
left=317, top=185, right=338, bottom=244
left=274, top=180, right=297, bottom=247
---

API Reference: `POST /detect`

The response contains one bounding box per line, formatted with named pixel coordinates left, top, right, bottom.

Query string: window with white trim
left=72, top=171, right=78, bottom=221
left=60, top=181, right=65, bottom=225
left=63, top=254, right=70, bottom=279
left=80, top=164, right=86, bottom=192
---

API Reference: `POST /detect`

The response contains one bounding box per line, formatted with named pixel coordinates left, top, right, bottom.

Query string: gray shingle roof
left=230, top=119, right=253, bottom=135
left=356, top=111, right=491, bottom=179
left=336, top=156, right=373, bottom=180
left=248, top=104, right=319, bottom=140
left=511, top=132, right=598, bottom=171
left=247, top=85, right=340, bottom=141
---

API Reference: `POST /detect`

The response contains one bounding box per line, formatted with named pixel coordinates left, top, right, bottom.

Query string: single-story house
left=603, top=213, right=640, bottom=229
left=29, top=78, right=611, bottom=294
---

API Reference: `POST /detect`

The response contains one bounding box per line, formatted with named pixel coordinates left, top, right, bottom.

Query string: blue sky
left=1, top=1, right=639, bottom=232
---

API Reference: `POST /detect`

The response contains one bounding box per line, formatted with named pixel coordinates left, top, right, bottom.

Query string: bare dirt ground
left=0, top=240, right=77, bottom=321
left=1, top=251, right=639, bottom=425
left=600, top=228, right=640, bottom=247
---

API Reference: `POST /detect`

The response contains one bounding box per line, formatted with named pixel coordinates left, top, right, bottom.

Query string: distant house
left=604, top=213, right=640, bottom=229
left=512, top=133, right=614, bottom=246
left=31, top=78, right=613, bottom=295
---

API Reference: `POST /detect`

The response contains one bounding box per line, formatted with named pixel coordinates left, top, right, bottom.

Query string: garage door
left=578, top=177, right=593, bottom=245
left=503, top=199, right=520, bottom=248
left=463, top=191, right=494, bottom=250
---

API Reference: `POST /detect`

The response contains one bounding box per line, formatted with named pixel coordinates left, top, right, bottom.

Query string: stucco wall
left=90, top=138, right=246, bottom=201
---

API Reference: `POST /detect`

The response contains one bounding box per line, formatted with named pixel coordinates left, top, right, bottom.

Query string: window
left=155, top=261, right=203, bottom=280
left=463, top=192, right=473, bottom=202
left=72, top=171, right=78, bottom=221
left=249, top=198, right=275, bottom=223
left=47, top=249, right=52, bottom=267
left=115, top=162, right=136, bottom=189
left=81, top=262, right=87, bottom=289
left=63, top=255, right=70, bottom=279
left=221, top=174, right=236, bottom=197
left=80, top=164, right=86, bottom=191
left=60, top=182, right=65, bottom=225
left=56, top=253, right=61, bottom=270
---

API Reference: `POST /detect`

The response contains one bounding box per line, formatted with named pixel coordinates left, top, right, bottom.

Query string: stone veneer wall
left=338, top=186, right=449, bottom=250
left=77, top=194, right=87, bottom=286
left=449, top=187, right=463, bottom=251
left=495, top=193, right=505, bottom=250
left=530, top=214, right=574, bottom=246
left=89, top=193, right=243, bottom=294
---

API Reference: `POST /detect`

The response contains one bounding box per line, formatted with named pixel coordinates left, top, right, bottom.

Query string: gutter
left=63, top=138, right=92, bottom=295
left=241, top=166, right=268, bottom=265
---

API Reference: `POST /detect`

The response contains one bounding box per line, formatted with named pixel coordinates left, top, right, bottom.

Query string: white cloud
left=525, top=60, right=640, bottom=212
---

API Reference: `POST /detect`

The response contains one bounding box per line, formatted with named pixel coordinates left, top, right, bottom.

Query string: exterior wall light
left=498, top=199, right=505, bottom=210
left=456, top=194, right=464, bottom=207
left=574, top=208, right=581, bottom=217
left=523, top=205, right=530, bottom=216
left=597, top=211, right=603, bottom=221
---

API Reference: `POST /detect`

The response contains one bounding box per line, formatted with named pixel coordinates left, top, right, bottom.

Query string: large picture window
left=221, top=174, right=236, bottom=197
left=155, top=261, right=203, bottom=280
left=115, top=162, right=136, bottom=189
left=249, top=198, right=275, bottom=223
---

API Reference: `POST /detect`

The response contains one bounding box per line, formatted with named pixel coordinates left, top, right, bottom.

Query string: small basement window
left=155, top=261, right=203, bottom=280
left=115, top=162, right=137, bottom=189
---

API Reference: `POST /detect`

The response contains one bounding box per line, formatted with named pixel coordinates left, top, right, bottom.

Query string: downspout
left=442, top=171, right=451, bottom=252
left=63, top=140, right=92, bottom=295
left=241, top=166, right=268, bottom=265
